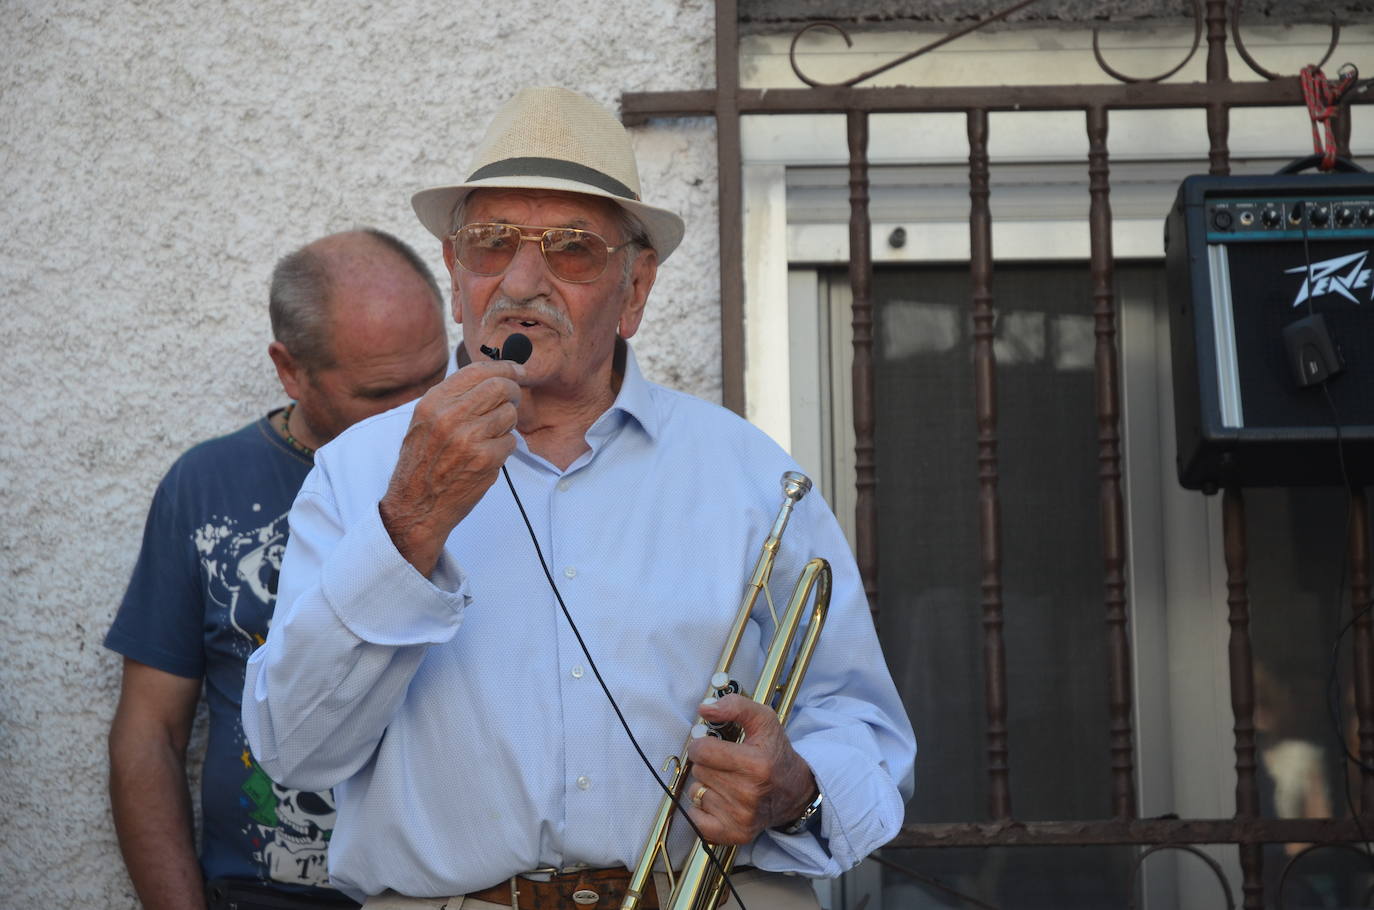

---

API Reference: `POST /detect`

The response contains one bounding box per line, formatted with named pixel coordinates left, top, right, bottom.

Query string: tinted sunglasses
left=450, top=222, right=636, bottom=283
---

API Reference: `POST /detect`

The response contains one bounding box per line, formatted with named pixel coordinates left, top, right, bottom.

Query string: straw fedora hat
left=412, top=87, right=685, bottom=262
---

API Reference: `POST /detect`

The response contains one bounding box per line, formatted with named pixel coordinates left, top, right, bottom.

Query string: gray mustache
left=482, top=297, right=573, bottom=336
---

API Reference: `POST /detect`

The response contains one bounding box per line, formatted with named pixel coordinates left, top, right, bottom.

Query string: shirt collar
left=588, top=338, right=659, bottom=444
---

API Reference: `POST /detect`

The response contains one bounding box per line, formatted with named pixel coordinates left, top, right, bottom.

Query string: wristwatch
left=776, top=788, right=824, bottom=836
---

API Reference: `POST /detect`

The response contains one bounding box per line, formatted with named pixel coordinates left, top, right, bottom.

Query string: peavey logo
left=1284, top=251, right=1372, bottom=307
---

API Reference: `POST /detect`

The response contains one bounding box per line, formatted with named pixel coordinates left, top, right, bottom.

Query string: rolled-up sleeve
left=241, top=456, right=470, bottom=793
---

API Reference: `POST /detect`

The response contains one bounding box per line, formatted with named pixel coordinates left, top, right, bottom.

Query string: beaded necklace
left=278, top=403, right=315, bottom=459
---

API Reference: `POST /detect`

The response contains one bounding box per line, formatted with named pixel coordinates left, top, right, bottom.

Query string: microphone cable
left=489, top=335, right=750, bottom=909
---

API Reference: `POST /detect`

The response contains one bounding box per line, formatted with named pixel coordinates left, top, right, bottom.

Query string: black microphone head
left=501, top=333, right=533, bottom=365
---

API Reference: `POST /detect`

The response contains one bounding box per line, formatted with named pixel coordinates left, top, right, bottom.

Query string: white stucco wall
left=0, top=2, right=716, bottom=905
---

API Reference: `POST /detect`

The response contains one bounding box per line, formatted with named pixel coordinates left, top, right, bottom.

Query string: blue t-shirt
left=106, top=414, right=344, bottom=894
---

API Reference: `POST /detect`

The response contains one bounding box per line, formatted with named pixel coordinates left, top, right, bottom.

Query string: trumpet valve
left=695, top=699, right=743, bottom=742
left=692, top=720, right=743, bottom=742
left=702, top=677, right=744, bottom=740
left=709, top=672, right=740, bottom=698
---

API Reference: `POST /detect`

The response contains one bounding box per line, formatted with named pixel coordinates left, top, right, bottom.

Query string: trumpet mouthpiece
left=781, top=471, right=812, bottom=503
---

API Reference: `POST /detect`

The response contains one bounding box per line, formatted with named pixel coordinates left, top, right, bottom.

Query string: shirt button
left=571, top=666, right=585, bottom=679
left=564, top=566, right=577, bottom=579
left=557, top=478, right=572, bottom=492
left=576, top=775, right=591, bottom=790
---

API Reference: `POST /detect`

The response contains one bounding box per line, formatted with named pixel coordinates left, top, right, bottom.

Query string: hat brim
left=412, top=177, right=685, bottom=264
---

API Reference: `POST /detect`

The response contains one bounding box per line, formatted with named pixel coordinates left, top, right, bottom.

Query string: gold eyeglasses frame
left=448, top=222, right=638, bottom=284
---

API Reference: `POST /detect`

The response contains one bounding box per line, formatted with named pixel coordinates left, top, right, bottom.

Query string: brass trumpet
left=621, top=471, right=831, bottom=910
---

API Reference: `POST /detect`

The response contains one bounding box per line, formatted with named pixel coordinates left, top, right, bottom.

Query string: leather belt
left=465, top=867, right=659, bottom=909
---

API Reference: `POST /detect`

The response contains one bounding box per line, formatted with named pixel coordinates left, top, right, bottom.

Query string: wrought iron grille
left=623, top=2, right=1374, bottom=906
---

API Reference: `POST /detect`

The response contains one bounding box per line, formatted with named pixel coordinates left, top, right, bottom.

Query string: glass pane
left=816, top=254, right=1374, bottom=908
left=1246, top=486, right=1374, bottom=907
left=865, top=262, right=1150, bottom=907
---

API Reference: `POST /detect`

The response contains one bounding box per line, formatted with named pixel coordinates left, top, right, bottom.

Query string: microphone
left=479, top=332, right=533, bottom=365
left=500, top=332, right=533, bottom=365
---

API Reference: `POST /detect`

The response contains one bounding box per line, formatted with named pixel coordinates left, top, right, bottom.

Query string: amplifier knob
left=1261, top=207, right=1281, bottom=228
left=1310, top=205, right=1330, bottom=227
left=1336, top=206, right=1356, bottom=227
left=1362, top=206, right=1374, bottom=226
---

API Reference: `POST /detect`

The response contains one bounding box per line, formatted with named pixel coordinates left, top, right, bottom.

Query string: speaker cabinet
left=1166, top=173, right=1374, bottom=491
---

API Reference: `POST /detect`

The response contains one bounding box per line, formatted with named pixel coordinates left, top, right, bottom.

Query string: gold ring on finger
left=691, top=784, right=709, bottom=808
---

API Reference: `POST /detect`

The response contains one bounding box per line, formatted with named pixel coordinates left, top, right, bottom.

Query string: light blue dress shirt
left=242, top=344, right=916, bottom=901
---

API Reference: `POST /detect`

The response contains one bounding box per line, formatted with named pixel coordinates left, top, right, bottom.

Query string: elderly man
left=107, top=228, right=451, bottom=910
left=242, top=88, right=915, bottom=909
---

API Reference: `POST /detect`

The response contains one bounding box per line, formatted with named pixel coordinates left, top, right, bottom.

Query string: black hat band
left=466, top=157, right=640, bottom=202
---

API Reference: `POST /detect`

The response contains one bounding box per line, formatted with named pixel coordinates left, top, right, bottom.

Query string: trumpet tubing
left=621, top=472, right=832, bottom=910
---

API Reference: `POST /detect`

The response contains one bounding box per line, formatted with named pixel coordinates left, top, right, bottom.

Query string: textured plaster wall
left=0, top=2, right=715, bottom=905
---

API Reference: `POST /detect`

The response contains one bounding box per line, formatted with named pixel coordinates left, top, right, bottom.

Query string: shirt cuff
left=752, top=738, right=903, bottom=876
left=321, top=502, right=471, bottom=646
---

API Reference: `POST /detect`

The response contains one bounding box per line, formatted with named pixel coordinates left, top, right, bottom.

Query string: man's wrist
left=379, top=497, right=440, bottom=576
left=775, top=785, right=823, bottom=836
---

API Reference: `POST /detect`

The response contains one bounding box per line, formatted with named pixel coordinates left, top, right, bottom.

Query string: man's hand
left=380, top=360, right=525, bottom=576
left=683, top=694, right=819, bottom=845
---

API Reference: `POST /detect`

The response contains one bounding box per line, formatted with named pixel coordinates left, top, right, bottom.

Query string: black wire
left=501, top=465, right=749, bottom=909
left=1298, top=206, right=1372, bottom=851
left=1300, top=215, right=1317, bottom=319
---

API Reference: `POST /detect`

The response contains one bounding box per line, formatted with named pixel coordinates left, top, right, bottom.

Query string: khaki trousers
left=362, top=868, right=821, bottom=910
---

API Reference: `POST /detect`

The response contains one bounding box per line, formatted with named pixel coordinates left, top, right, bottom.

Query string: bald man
left=106, top=229, right=450, bottom=910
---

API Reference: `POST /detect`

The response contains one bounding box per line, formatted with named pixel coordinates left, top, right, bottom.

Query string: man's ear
left=616, top=248, right=658, bottom=340
left=268, top=341, right=305, bottom=401
left=442, top=236, right=463, bottom=323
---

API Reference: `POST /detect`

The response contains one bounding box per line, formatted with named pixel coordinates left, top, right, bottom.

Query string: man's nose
left=499, top=235, right=553, bottom=295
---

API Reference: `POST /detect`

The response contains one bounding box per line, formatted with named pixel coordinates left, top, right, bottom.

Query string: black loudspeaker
left=1166, top=173, right=1374, bottom=491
